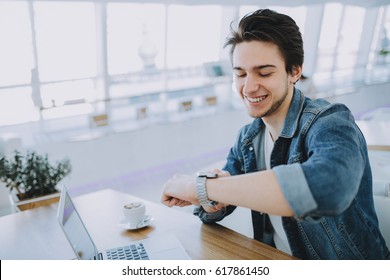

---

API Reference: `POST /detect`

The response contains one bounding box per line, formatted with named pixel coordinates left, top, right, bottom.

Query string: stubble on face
left=246, top=81, right=289, bottom=119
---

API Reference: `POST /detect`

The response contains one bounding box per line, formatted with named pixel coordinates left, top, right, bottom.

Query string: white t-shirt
left=264, top=126, right=292, bottom=255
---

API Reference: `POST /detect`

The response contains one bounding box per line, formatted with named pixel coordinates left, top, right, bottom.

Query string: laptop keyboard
left=106, top=243, right=149, bottom=260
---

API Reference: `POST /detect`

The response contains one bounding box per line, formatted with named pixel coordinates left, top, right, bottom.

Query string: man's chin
left=247, top=111, right=265, bottom=119
left=245, top=106, right=265, bottom=118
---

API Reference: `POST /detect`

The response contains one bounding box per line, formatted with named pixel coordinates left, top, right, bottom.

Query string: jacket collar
left=280, top=87, right=305, bottom=139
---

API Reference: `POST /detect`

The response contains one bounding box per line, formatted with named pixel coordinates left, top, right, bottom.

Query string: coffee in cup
left=122, top=202, right=146, bottom=227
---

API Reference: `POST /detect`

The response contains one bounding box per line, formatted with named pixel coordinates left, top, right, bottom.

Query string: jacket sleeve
left=193, top=205, right=237, bottom=223
left=273, top=104, right=366, bottom=221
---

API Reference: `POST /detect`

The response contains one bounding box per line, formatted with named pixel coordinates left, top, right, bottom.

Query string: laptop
left=57, top=186, right=191, bottom=260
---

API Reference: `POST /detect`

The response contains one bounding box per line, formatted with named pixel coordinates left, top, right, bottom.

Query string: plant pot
left=8, top=190, right=61, bottom=211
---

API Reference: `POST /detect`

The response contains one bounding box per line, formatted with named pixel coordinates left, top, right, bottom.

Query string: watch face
left=197, top=171, right=218, bottom=178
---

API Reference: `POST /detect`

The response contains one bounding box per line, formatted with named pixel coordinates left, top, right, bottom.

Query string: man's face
left=232, top=41, right=299, bottom=120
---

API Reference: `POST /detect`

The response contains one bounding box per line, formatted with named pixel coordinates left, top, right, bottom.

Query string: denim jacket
left=195, top=88, right=390, bottom=260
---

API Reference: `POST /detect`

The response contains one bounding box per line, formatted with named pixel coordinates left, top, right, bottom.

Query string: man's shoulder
left=298, top=97, right=355, bottom=134
left=302, top=97, right=351, bottom=116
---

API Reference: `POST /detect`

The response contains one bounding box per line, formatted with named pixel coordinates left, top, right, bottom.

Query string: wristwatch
left=196, top=171, right=218, bottom=207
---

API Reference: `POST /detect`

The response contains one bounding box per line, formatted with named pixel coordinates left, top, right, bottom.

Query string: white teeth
left=246, top=96, right=267, bottom=103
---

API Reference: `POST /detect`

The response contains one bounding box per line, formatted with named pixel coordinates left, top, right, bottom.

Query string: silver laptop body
left=57, top=186, right=190, bottom=260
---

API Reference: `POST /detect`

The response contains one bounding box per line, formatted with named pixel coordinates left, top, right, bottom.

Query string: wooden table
left=0, top=188, right=295, bottom=260
left=0, top=203, right=75, bottom=260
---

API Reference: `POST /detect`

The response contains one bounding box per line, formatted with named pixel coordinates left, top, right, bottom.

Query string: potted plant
left=0, top=150, right=72, bottom=211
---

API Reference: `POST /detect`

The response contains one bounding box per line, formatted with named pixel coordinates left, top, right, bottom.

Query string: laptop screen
left=58, top=187, right=97, bottom=260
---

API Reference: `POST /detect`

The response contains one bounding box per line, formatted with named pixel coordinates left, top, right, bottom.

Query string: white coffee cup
left=122, top=202, right=146, bottom=227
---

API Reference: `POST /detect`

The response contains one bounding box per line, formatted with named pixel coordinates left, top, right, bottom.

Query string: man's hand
left=161, top=174, right=197, bottom=207
left=201, top=203, right=225, bottom=213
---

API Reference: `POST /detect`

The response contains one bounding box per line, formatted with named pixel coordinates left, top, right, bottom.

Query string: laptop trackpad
left=149, top=247, right=191, bottom=260
left=143, top=234, right=191, bottom=260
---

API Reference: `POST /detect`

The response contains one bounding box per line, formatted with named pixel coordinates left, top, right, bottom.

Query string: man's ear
left=290, top=65, right=302, bottom=84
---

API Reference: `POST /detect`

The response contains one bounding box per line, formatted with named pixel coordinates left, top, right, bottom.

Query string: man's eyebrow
left=233, top=64, right=277, bottom=71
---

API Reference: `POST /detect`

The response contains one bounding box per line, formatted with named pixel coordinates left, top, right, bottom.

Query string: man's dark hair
left=224, top=9, right=304, bottom=74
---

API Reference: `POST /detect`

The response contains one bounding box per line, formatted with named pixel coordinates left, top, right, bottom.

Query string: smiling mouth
left=244, top=95, right=268, bottom=103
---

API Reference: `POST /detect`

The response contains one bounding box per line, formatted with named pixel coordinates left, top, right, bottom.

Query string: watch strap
left=195, top=176, right=217, bottom=206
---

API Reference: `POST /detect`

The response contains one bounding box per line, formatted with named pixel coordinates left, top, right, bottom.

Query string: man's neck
left=262, top=89, right=294, bottom=141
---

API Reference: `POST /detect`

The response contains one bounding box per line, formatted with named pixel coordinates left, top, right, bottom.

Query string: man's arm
left=161, top=170, right=294, bottom=217
left=207, top=170, right=294, bottom=216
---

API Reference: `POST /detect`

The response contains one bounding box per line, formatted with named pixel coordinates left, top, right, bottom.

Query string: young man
left=161, top=9, right=390, bottom=260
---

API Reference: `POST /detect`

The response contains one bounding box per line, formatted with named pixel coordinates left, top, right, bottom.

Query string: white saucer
left=119, top=215, right=153, bottom=230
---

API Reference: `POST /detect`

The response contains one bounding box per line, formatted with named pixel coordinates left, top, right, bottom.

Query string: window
left=34, top=2, right=98, bottom=81
left=107, top=3, right=166, bottom=74
left=0, top=87, right=38, bottom=126
left=1, top=1, right=389, bottom=131
left=316, top=4, right=365, bottom=85
left=316, top=3, right=344, bottom=74
left=166, top=5, right=222, bottom=69
left=369, top=5, right=390, bottom=66
left=0, top=1, right=37, bottom=126
left=32, top=1, right=99, bottom=121
left=0, top=1, right=33, bottom=87
left=336, top=6, right=365, bottom=70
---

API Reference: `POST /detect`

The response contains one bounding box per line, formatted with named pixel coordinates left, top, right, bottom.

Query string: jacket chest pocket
left=287, top=153, right=305, bottom=164
left=286, top=138, right=307, bottom=164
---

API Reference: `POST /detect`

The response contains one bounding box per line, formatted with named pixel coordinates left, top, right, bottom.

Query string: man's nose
left=244, top=75, right=259, bottom=95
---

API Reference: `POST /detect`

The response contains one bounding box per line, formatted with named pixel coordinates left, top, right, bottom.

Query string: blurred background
left=1, top=1, right=390, bottom=228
